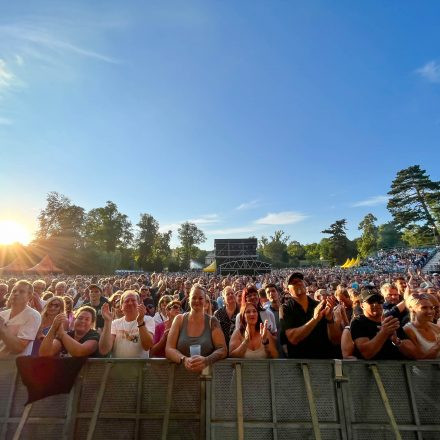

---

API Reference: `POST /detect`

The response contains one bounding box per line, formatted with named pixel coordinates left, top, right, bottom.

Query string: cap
left=359, top=287, right=381, bottom=303
left=285, top=272, right=304, bottom=287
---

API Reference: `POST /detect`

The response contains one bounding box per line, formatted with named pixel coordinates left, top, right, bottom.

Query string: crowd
left=1, top=249, right=440, bottom=366
left=360, top=247, right=436, bottom=273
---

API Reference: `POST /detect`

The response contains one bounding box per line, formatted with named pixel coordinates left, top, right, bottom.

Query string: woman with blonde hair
left=403, top=293, right=440, bottom=359
left=31, top=296, right=65, bottom=356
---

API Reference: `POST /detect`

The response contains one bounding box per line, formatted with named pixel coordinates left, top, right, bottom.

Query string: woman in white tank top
left=229, top=302, right=278, bottom=359
left=403, top=293, right=440, bottom=359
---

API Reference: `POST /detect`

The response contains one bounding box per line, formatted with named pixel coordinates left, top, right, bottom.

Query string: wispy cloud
left=0, top=59, right=14, bottom=90
left=351, top=195, right=389, bottom=207
left=236, top=200, right=260, bottom=210
left=255, top=211, right=308, bottom=225
left=415, top=61, right=440, bottom=83
left=207, top=226, right=260, bottom=235
left=159, top=214, right=220, bottom=233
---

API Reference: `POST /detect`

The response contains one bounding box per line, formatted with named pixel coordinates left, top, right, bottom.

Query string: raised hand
left=260, top=320, right=269, bottom=343
left=137, top=304, right=147, bottom=325
left=380, top=316, right=400, bottom=337
left=313, top=300, right=326, bottom=321
left=101, top=303, right=113, bottom=322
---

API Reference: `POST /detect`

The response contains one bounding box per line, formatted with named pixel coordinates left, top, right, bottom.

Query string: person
left=83, top=284, right=109, bottom=331
left=0, top=280, right=41, bottom=358
left=150, top=300, right=182, bottom=358
left=0, top=283, right=8, bottom=309
left=350, top=287, right=412, bottom=360
left=63, top=296, right=75, bottom=331
left=166, top=284, right=227, bottom=372
left=108, top=292, right=124, bottom=319
left=154, top=295, right=172, bottom=325
left=99, top=290, right=155, bottom=358
left=214, top=286, right=239, bottom=346
left=381, top=283, right=409, bottom=326
left=180, top=280, right=192, bottom=312
left=235, top=286, right=277, bottom=335
left=229, top=302, right=278, bottom=359
left=31, top=296, right=65, bottom=356
left=39, top=306, right=100, bottom=357
left=279, top=272, right=342, bottom=359
left=403, top=293, right=440, bottom=359
left=30, top=279, right=46, bottom=312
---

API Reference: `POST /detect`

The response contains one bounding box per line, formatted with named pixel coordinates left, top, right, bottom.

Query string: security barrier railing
left=1, top=359, right=439, bottom=440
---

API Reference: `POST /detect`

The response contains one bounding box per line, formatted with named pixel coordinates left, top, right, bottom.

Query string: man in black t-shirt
left=350, top=287, right=411, bottom=360
left=280, top=272, right=342, bottom=359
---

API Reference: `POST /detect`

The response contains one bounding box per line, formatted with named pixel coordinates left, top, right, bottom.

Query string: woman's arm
left=204, top=317, right=227, bottom=365
left=58, top=331, right=98, bottom=357
left=165, top=314, right=184, bottom=363
left=264, top=334, right=279, bottom=359
left=229, top=329, right=248, bottom=358
left=39, top=317, right=63, bottom=357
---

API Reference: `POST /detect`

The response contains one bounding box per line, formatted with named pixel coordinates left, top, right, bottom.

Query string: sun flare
left=0, top=220, right=32, bottom=245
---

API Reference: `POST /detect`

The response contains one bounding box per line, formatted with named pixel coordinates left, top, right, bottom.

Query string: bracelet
left=137, top=322, right=145, bottom=328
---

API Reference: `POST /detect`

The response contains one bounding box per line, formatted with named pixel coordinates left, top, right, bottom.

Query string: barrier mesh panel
left=242, top=427, right=273, bottom=440
left=242, top=362, right=272, bottom=421
left=278, top=428, right=341, bottom=440
left=352, top=430, right=417, bottom=440
left=410, top=364, right=440, bottom=424
left=139, top=420, right=162, bottom=439
left=211, top=426, right=237, bottom=440
left=78, top=362, right=103, bottom=412
left=167, top=420, right=200, bottom=439
left=212, top=362, right=236, bottom=420
left=142, top=361, right=169, bottom=413
left=5, top=423, right=63, bottom=440
left=0, top=361, right=15, bottom=417
left=100, top=362, right=139, bottom=413
left=273, top=362, right=310, bottom=422
left=171, top=364, right=200, bottom=414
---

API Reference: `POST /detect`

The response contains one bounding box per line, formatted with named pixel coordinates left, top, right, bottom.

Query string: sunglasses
left=48, top=303, right=62, bottom=308
left=168, top=305, right=181, bottom=311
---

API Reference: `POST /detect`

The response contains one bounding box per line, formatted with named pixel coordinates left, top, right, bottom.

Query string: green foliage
left=357, top=213, right=378, bottom=258
left=177, top=222, right=206, bottom=269
left=388, top=165, right=440, bottom=242
left=303, top=243, right=321, bottom=262
left=258, top=231, right=289, bottom=267
left=287, top=240, right=305, bottom=266
left=401, top=225, right=437, bottom=247
left=321, top=219, right=355, bottom=265
left=377, top=221, right=403, bottom=249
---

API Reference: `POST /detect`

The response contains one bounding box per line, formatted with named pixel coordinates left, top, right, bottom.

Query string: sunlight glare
left=0, top=220, right=32, bottom=245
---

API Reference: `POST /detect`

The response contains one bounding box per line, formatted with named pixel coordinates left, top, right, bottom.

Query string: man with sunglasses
left=350, top=287, right=411, bottom=360
left=0, top=280, right=41, bottom=358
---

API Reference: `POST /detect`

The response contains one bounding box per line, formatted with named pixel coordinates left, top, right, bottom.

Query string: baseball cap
left=359, top=287, right=382, bottom=303
left=285, top=272, right=304, bottom=287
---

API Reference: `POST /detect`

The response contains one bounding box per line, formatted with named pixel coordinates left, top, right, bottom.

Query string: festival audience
left=214, top=286, right=239, bottom=346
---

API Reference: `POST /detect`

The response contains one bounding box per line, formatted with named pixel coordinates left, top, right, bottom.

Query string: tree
left=401, top=225, right=437, bottom=247
left=178, top=222, right=206, bottom=268
left=84, top=201, right=133, bottom=252
left=259, top=231, right=289, bottom=267
left=304, top=243, right=321, bottom=262
left=357, top=213, right=378, bottom=258
left=388, top=165, right=440, bottom=243
left=321, top=219, right=353, bottom=265
left=136, top=214, right=160, bottom=270
left=287, top=240, right=305, bottom=266
left=377, top=221, right=403, bottom=249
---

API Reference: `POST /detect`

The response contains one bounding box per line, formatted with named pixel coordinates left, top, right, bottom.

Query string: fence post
left=301, top=363, right=322, bottom=440
left=161, top=363, right=175, bottom=440
left=234, top=363, right=244, bottom=440
left=11, top=404, right=32, bottom=440
left=370, top=364, right=402, bottom=440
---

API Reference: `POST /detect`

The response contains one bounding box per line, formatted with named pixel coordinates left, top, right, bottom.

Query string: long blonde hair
left=41, top=295, right=65, bottom=320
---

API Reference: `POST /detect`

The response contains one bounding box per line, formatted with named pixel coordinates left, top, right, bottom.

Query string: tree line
left=3, top=164, right=439, bottom=272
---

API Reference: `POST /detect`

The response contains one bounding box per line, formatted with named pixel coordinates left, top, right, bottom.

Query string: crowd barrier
left=0, top=359, right=439, bottom=440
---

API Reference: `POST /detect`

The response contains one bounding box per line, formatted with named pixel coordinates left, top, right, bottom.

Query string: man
left=394, top=277, right=408, bottom=297
left=30, top=279, right=47, bottom=312
left=264, top=283, right=281, bottom=326
left=55, top=281, right=67, bottom=296
left=381, top=283, right=409, bottom=326
left=180, top=280, right=192, bottom=312
left=350, top=287, right=411, bottom=360
left=99, top=290, right=155, bottom=358
left=214, top=286, right=239, bottom=346
left=83, top=284, right=108, bottom=331
left=280, top=272, right=341, bottom=359
left=0, top=280, right=41, bottom=358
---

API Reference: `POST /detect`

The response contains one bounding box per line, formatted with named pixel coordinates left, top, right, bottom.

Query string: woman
left=64, top=296, right=75, bottom=331
left=166, top=284, right=227, bottom=372
left=154, top=295, right=172, bottom=325
left=403, top=293, right=440, bottom=359
left=229, top=302, right=278, bottom=359
left=204, top=294, right=213, bottom=316
left=31, top=296, right=65, bottom=356
left=150, top=300, right=182, bottom=358
left=108, top=292, right=124, bottom=319
left=214, top=286, right=239, bottom=346
left=39, top=306, right=100, bottom=357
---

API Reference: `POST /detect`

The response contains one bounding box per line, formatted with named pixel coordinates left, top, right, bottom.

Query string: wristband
left=137, top=322, right=145, bottom=328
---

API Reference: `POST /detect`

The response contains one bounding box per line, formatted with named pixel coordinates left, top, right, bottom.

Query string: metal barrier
left=1, top=359, right=440, bottom=440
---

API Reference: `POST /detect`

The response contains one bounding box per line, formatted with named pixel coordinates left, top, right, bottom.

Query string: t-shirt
left=279, top=296, right=336, bottom=359
left=83, top=297, right=109, bottom=330
left=350, top=315, right=406, bottom=360
left=59, top=329, right=100, bottom=358
left=0, top=306, right=41, bottom=358
left=111, top=315, right=155, bottom=358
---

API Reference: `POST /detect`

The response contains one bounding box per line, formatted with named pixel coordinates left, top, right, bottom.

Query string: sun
left=0, top=220, right=32, bottom=245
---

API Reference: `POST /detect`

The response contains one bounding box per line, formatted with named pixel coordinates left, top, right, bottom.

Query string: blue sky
left=0, top=1, right=439, bottom=249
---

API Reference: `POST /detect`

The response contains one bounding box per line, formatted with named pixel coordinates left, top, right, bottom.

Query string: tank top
left=177, top=313, right=214, bottom=357
left=244, top=344, right=267, bottom=359
left=404, top=322, right=440, bottom=357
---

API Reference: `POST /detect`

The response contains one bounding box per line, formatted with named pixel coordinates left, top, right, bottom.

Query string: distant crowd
left=1, top=247, right=440, bottom=369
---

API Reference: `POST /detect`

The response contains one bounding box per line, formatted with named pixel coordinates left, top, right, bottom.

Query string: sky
left=0, top=1, right=439, bottom=250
